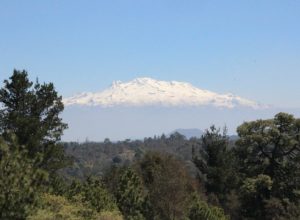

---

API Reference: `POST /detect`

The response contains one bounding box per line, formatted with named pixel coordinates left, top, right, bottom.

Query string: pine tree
left=236, top=112, right=300, bottom=219
left=115, top=168, right=145, bottom=220
left=193, top=126, right=238, bottom=205
left=236, top=112, right=300, bottom=201
left=0, top=69, right=70, bottom=172
left=0, top=135, right=48, bottom=219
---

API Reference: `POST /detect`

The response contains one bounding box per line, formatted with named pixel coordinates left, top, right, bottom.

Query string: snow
left=63, top=77, right=265, bottom=109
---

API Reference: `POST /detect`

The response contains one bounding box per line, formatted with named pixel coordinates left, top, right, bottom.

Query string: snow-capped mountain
left=63, top=77, right=264, bottom=109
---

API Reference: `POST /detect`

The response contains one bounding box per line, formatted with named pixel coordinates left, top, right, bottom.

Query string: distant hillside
left=60, top=132, right=238, bottom=180
left=170, top=128, right=204, bottom=139
left=61, top=133, right=204, bottom=179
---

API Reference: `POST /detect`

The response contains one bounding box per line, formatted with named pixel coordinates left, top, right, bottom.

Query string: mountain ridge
left=170, top=128, right=204, bottom=139
left=63, top=77, right=265, bottom=109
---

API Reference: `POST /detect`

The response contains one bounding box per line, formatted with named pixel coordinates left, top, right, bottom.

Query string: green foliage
left=61, top=133, right=199, bottom=180
left=82, top=176, right=119, bottom=212
left=241, top=174, right=273, bottom=196
left=31, top=177, right=123, bottom=220
left=239, top=174, right=273, bottom=218
left=188, top=193, right=229, bottom=220
left=0, top=136, right=48, bottom=219
left=66, top=179, right=84, bottom=199
left=65, top=177, right=119, bottom=214
left=138, top=152, right=193, bottom=220
left=0, top=69, right=70, bottom=172
left=51, top=112, right=300, bottom=219
left=193, top=126, right=238, bottom=205
left=115, top=168, right=145, bottom=220
left=27, top=193, right=123, bottom=220
left=48, top=174, right=70, bottom=196
left=236, top=112, right=300, bottom=219
left=236, top=112, right=300, bottom=200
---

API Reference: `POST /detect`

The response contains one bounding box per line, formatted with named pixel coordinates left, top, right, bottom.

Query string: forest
left=1, top=70, right=300, bottom=220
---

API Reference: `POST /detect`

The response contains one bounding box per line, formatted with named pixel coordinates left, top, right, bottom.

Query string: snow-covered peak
left=63, top=77, right=265, bottom=109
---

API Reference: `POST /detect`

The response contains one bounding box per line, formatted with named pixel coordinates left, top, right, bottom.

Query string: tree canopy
left=0, top=69, right=69, bottom=172
left=236, top=112, right=300, bottom=201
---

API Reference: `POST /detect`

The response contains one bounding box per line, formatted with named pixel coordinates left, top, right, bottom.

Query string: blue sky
left=1, top=0, right=300, bottom=108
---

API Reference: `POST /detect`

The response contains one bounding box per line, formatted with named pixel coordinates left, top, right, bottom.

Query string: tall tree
left=236, top=112, right=300, bottom=219
left=115, top=168, right=145, bottom=220
left=193, top=126, right=238, bottom=205
left=0, top=70, right=69, bottom=172
left=138, top=152, right=193, bottom=220
left=236, top=112, right=300, bottom=201
left=82, top=176, right=119, bottom=213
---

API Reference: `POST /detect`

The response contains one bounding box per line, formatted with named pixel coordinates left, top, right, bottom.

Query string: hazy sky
left=1, top=0, right=299, bottom=108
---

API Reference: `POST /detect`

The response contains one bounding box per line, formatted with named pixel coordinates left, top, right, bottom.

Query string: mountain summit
left=63, top=77, right=263, bottom=109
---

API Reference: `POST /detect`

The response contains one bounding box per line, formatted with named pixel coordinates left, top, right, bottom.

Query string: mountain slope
left=170, top=128, right=204, bottom=139
left=63, top=77, right=264, bottom=109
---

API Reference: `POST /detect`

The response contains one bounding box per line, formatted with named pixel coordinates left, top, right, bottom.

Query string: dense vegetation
left=1, top=70, right=300, bottom=219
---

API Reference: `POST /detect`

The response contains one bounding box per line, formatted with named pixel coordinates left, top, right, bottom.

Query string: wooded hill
left=61, top=132, right=202, bottom=179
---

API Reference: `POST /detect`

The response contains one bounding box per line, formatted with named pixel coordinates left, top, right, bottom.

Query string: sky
left=1, top=0, right=300, bottom=108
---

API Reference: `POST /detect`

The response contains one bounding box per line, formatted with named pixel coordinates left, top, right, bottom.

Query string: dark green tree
left=138, top=152, right=192, bottom=220
left=0, top=70, right=69, bottom=172
left=188, top=193, right=229, bottom=220
left=115, top=168, right=145, bottom=220
left=82, top=176, right=118, bottom=212
left=0, top=135, right=48, bottom=219
left=239, top=174, right=273, bottom=219
left=236, top=112, right=300, bottom=219
left=193, top=126, right=238, bottom=206
left=236, top=113, right=300, bottom=201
